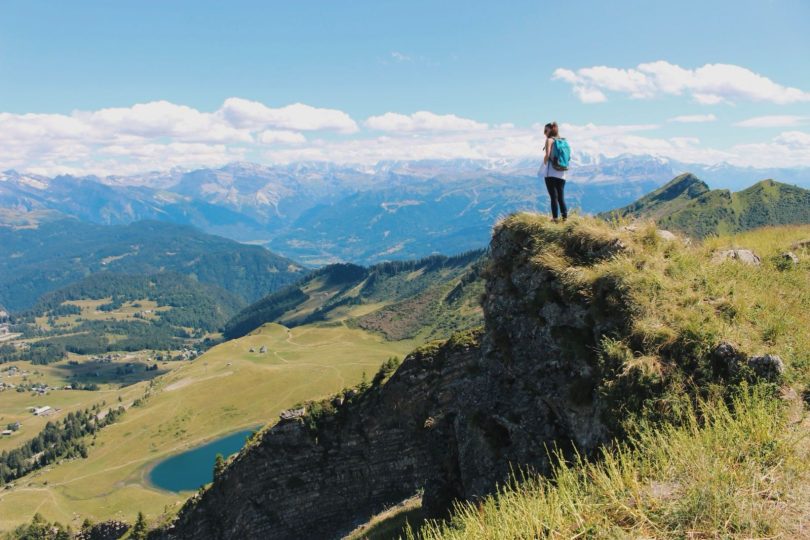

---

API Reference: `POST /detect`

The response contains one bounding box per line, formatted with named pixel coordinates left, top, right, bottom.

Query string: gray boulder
left=278, top=407, right=306, bottom=422
left=712, top=249, right=761, bottom=266
left=656, top=230, right=678, bottom=241
left=747, top=354, right=785, bottom=381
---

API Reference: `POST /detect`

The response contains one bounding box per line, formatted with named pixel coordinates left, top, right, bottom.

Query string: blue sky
left=1, top=0, right=809, bottom=174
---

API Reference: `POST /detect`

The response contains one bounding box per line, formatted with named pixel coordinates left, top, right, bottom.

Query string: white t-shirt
left=544, top=138, right=567, bottom=180
left=545, top=160, right=567, bottom=180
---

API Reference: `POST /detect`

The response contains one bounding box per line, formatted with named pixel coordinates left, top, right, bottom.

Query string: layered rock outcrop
left=154, top=216, right=654, bottom=540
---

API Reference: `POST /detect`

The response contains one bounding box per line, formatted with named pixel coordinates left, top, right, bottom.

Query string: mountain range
left=602, top=174, right=810, bottom=237
left=3, top=156, right=808, bottom=265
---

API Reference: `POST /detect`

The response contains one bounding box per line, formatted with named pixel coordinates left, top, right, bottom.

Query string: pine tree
left=130, top=511, right=148, bottom=540
left=357, top=371, right=370, bottom=393
left=213, top=453, right=226, bottom=478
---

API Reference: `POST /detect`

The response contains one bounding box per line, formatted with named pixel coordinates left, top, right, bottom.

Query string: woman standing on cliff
left=541, top=122, right=571, bottom=222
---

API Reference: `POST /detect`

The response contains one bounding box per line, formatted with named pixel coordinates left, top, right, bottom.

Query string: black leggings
left=544, top=177, right=567, bottom=219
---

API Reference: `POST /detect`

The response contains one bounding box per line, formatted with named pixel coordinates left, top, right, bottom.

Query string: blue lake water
left=148, top=428, right=255, bottom=492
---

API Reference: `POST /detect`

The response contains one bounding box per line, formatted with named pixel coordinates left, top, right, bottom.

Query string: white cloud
left=265, top=122, right=716, bottom=165
left=554, top=61, right=810, bottom=105
left=266, top=122, right=810, bottom=170
left=2, top=99, right=810, bottom=175
left=365, top=111, right=488, bottom=132
left=218, top=98, right=358, bottom=133
left=0, top=98, right=355, bottom=175
left=734, top=115, right=809, bottom=128
left=390, top=51, right=412, bottom=62
left=81, top=101, right=251, bottom=142
left=257, top=130, right=307, bottom=144
left=729, top=131, right=810, bottom=167
left=668, top=114, right=717, bottom=123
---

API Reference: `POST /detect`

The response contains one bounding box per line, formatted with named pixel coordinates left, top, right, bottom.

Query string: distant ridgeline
left=600, top=174, right=810, bottom=237
left=223, top=250, right=486, bottom=341
left=0, top=217, right=306, bottom=312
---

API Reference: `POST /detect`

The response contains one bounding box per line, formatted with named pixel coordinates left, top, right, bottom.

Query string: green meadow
left=0, top=322, right=415, bottom=531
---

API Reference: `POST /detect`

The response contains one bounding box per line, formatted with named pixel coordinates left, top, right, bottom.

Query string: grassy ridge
left=410, top=388, right=809, bottom=539
left=601, top=175, right=810, bottom=238
left=402, top=217, right=810, bottom=539
left=488, top=215, right=808, bottom=423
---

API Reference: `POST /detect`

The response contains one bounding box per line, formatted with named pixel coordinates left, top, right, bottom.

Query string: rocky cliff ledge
left=156, top=214, right=750, bottom=540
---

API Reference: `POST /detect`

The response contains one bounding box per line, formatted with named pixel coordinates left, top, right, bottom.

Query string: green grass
left=345, top=495, right=426, bottom=540
left=405, top=215, right=810, bottom=539
left=493, top=215, right=810, bottom=422
left=0, top=323, right=415, bottom=532
left=410, top=387, right=809, bottom=539
left=0, top=353, right=169, bottom=453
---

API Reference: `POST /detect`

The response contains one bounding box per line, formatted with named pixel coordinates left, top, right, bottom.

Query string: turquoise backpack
left=551, top=138, right=571, bottom=171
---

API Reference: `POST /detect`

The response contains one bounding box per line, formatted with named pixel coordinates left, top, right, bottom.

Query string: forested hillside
left=223, top=250, right=486, bottom=341
left=0, top=273, right=247, bottom=365
left=0, top=218, right=305, bottom=311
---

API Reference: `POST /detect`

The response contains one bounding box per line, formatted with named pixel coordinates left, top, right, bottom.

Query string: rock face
left=157, top=339, right=478, bottom=540
left=77, top=521, right=130, bottom=540
left=153, top=220, right=638, bottom=540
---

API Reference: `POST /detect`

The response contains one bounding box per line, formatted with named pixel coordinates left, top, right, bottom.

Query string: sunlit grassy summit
left=404, top=213, right=810, bottom=539
left=602, top=174, right=810, bottom=238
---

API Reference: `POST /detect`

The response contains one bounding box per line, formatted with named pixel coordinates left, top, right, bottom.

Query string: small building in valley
left=31, top=405, right=52, bottom=416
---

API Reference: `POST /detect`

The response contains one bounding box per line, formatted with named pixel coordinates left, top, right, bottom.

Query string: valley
left=0, top=321, right=417, bottom=531
left=0, top=233, right=486, bottom=531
